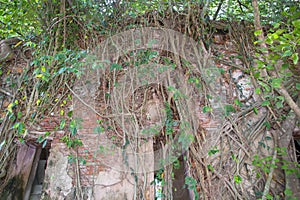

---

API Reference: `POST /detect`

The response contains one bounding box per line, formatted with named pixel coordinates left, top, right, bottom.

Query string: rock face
left=43, top=145, right=73, bottom=200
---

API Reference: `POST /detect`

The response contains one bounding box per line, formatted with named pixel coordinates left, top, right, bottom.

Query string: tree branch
left=237, top=0, right=248, bottom=13
left=213, top=0, right=224, bottom=20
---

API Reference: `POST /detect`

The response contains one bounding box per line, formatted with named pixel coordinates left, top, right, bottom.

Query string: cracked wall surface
left=43, top=145, right=73, bottom=200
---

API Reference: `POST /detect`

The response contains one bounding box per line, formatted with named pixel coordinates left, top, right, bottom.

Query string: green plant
left=252, top=16, right=300, bottom=120
left=252, top=148, right=300, bottom=198
left=234, top=174, right=242, bottom=184
left=61, top=136, right=82, bottom=148
left=185, top=176, right=199, bottom=200
left=60, top=118, right=83, bottom=148
left=208, top=146, right=219, bottom=156
left=67, top=154, right=86, bottom=165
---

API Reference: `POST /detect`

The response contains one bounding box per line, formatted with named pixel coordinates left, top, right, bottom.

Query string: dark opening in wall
left=172, top=155, right=190, bottom=200
left=25, top=141, right=51, bottom=200
left=154, top=155, right=191, bottom=200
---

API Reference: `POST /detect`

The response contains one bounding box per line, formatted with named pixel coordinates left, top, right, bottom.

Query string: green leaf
left=284, top=188, right=293, bottom=196
left=281, top=63, right=289, bottom=70
left=258, top=141, right=266, bottom=148
left=185, top=176, right=197, bottom=189
left=275, top=29, right=285, bottom=35
left=254, top=30, right=263, bottom=36
left=258, top=82, right=271, bottom=92
left=234, top=99, right=242, bottom=107
left=36, top=136, right=44, bottom=144
left=255, top=88, right=261, bottom=94
left=253, top=107, right=258, bottom=115
left=36, top=99, right=41, bottom=106
left=282, top=50, right=292, bottom=57
left=254, top=72, right=260, bottom=78
left=207, top=164, right=214, bottom=172
left=110, top=63, right=123, bottom=71
left=265, top=135, right=272, bottom=140
left=60, top=119, right=66, bottom=129
left=36, top=74, right=44, bottom=78
left=261, top=100, right=270, bottom=106
left=234, top=175, right=242, bottom=184
left=266, top=194, right=273, bottom=200
left=208, top=147, right=219, bottom=156
left=266, top=65, right=274, bottom=70
left=41, top=66, right=46, bottom=72
left=276, top=101, right=283, bottom=109
left=292, top=53, right=299, bottom=65
left=13, top=122, right=19, bottom=129
left=273, top=23, right=280, bottom=29
left=7, top=103, right=14, bottom=113
left=45, top=131, right=51, bottom=137
left=272, top=33, right=279, bottom=39
left=263, top=121, right=271, bottom=130
left=224, top=104, right=235, bottom=116
left=202, top=106, right=212, bottom=113
left=292, top=19, right=300, bottom=29
left=265, top=37, right=273, bottom=45
left=18, top=122, right=24, bottom=134
left=276, top=96, right=284, bottom=101
left=296, top=83, right=300, bottom=90
left=70, top=124, right=78, bottom=136
left=283, top=33, right=293, bottom=40
left=17, top=111, right=22, bottom=119
left=271, top=78, right=282, bottom=88
left=67, top=110, right=73, bottom=118
left=80, top=159, right=87, bottom=165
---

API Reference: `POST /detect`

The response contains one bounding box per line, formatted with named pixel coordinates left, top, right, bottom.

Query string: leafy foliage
left=0, top=0, right=41, bottom=38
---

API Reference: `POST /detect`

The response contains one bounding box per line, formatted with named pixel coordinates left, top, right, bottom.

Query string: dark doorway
left=154, top=155, right=191, bottom=200
left=172, top=155, right=190, bottom=200
left=25, top=144, right=50, bottom=200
